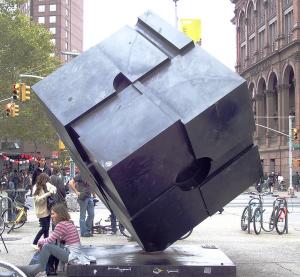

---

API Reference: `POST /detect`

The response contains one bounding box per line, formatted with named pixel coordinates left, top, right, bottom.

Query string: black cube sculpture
left=33, top=11, right=262, bottom=252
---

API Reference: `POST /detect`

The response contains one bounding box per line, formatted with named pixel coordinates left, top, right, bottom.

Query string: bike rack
left=0, top=196, right=14, bottom=217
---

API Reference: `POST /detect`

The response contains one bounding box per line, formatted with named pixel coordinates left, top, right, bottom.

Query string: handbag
left=47, top=195, right=56, bottom=210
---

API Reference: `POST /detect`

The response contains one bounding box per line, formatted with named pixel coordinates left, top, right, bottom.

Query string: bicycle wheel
left=2, top=209, right=26, bottom=230
left=253, top=208, right=262, bottom=235
left=179, top=229, right=193, bottom=240
left=2, top=209, right=14, bottom=229
left=269, top=207, right=278, bottom=231
left=275, top=208, right=287, bottom=235
left=241, top=207, right=249, bottom=231
left=0, top=216, right=5, bottom=235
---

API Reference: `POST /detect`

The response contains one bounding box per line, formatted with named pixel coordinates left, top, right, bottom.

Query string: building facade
left=230, top=0, right=300, bottom=180
left=19, top=0, right=83, bottom=61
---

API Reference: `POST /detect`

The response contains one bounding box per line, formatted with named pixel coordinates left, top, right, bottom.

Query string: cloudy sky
left=83, top=0, right=236, bottom=70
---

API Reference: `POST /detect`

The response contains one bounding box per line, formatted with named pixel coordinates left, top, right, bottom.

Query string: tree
left=0, top=0, right=62, bottom=152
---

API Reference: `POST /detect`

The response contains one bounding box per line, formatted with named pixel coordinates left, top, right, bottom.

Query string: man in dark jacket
left=50, top=165, right=66, bottom=205
left=31, top=157, right=51, bottom=196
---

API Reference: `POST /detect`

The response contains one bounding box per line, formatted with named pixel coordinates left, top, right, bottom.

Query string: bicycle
left=273, top=197, right=288, bottom=235
left=1, top=195, right=30, bottom=234
left=241, top=193, right=275, bottom=234
left=241, top=193, right=288, bottom=235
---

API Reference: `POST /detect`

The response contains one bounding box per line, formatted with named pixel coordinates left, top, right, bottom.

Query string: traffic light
left=292, top=128, right=298, bottom=140
left=12, top=83, right=21, bottom=100
left=293, top=159, right=300, bottom=167
left=12, top=103, right=19, bottom=117
left=58, top=139, right=65, bottom=150
left=21, top=83, right=31, bottom=102
left=5, top=103, right=12, bottom=116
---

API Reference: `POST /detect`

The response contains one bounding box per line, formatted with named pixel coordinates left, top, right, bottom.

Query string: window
left=249, top=37, right=255, bottom=58
left=239, top=13, right=246, bottom=42
left=50, top=4, right=56, bottom=12
left=66, top=9, right=69, bottom=16
left=65, top=31, right=68, bottom=38
left=284, top=11, right=293, bottom=35
left=50, top=38, right=56, bottom=45
left=258, top=30, right=265, bottom=53
left=240, top=45, right=246, bottom=67
left=65, top=42, right=68, bottom=50
left=65, top=19, right=68, bottom=27
left=49, top=27, right=56, bottom=34
left=269, top=22, right=277, bottom=50
left=269, top=0, right=277, bottom=18
left=257, top=0, right=265, bottom=27
left=247, top=2, right=255, bottom=34
left=38, top=16, right=45, bottom=24
left=66, top=0, right=69, bottom=4
left=38, top=5, right=45, bottom=12
left=283, top=0, right=293, bottom=10
left=49, top=16, right=56, bottom=23
left=270, top=159, right=275, bottom=173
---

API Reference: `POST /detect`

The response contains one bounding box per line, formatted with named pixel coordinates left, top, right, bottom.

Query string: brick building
left=230, top=0, right=300, bottom=180
left=19, top=0, right=83, bottom=61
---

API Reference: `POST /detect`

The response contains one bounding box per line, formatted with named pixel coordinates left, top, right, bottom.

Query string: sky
left=83, top=0, right=236, bottom=70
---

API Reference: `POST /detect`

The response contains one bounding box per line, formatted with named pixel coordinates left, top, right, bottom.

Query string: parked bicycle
left=241, top=193, right=288, bottom=235
left=1, top=194, right=31, bottom=234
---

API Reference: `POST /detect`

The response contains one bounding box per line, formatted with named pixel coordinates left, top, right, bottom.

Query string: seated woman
left=20, top=203, right=91, bottom=277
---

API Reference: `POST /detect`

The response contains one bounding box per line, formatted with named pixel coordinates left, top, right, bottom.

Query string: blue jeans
left=78, top=197, right=94, bottom=235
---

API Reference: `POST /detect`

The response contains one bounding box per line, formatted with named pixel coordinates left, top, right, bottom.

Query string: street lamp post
left=173, top=0, right=179, bottom=29
left=288, top=115, right=295, bottom=197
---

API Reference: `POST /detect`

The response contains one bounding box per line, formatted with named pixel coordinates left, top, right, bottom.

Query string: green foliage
left=0, top=0, right=62, bottom=152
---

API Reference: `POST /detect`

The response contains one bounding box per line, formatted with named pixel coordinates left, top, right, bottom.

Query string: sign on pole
left=179, top=18, right=202, bottom=43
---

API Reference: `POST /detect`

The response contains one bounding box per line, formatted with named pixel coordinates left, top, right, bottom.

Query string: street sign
left=293, top=143, right=300, bottom=150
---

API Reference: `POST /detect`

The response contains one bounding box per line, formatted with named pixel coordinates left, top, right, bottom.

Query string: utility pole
left=288, top=115, right=295, bottom=197
left=173, top=0, right=179, bottom=29
left=256, top=116, right=296, bottom=198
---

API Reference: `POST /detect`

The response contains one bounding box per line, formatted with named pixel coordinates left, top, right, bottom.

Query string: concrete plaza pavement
left=0, top=190, right=299, bottom=277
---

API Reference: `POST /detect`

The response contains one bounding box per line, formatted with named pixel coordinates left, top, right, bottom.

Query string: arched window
left=247, top=2, right=255, bottom=34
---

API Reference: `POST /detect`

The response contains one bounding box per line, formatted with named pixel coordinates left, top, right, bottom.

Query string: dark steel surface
left=32, top=10, right=262, bottom=252
left=67, top=244, right=236, bottom=277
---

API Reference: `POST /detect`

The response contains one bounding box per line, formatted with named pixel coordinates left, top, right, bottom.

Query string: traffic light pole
left=256, top=117, right=296, bottom=197
left=288, top=115, right=295, bottom=197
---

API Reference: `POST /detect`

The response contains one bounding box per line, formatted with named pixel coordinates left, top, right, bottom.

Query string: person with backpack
left=69, top=171, right=95, bottom=237
left=50, top=165, right=66, bottom=206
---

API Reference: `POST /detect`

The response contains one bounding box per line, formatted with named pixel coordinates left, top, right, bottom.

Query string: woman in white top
left=32, top=173, right=56, bottom=249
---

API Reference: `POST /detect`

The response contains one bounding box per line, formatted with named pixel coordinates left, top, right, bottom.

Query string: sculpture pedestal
left=67, top=244, right=236, bottom=277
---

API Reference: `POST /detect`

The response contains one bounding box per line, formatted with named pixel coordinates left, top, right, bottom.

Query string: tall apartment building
left=19, top=0, right=83, bottom=61
left=230, top=0, right=300, bottom=179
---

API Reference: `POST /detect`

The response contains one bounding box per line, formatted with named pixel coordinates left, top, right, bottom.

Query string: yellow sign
left=180, top=18, right=202, bottom=43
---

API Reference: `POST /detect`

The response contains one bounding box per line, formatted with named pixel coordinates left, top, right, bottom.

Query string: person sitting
left=19, top=203, right=92, bottom=277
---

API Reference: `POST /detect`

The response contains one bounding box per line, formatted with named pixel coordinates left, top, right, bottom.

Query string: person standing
left=292, top=171, right=300, bottom=192
left=267, top=172, right=275, bottom=194
left=31, top=157, right=51, bottom=196
left=69, top=171, right=95, bottom=237
left=50, top=165, right=66, bottom=206
left=32, top=173, right=57, bottom=249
